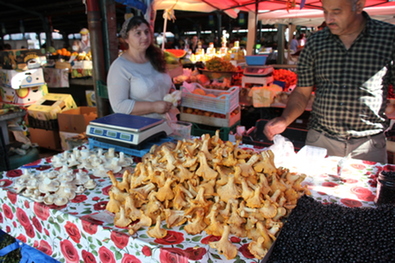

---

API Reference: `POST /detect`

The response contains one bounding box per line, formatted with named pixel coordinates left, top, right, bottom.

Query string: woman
left=107, top=16, right=173, bottom=119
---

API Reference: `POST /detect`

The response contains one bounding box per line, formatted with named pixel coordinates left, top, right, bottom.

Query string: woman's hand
left=154, top=101, right=173, bottom=114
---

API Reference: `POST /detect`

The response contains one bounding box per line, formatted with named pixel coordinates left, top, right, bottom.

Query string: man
left=264, top=0, right=395, bottom=163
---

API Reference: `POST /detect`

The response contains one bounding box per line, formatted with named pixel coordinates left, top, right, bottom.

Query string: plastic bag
left=268, top=134, right=296, bottom=168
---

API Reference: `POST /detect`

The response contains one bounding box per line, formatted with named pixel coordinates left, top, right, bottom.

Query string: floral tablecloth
left=0, top=144, right=384, bottom=263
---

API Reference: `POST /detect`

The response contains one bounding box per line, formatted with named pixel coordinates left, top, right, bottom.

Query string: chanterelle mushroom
left=209, top=225, right=238, bottom=260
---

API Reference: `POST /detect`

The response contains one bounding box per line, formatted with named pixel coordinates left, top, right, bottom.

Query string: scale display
left=89, top=113, right=164, bottom=132
left=86, top=113, right=173, bottom=147
left=87, top=126, right=134, bottom=143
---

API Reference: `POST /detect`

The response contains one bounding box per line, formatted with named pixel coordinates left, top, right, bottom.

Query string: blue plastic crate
left=88, top=136, right=174, bottom=157
left=245, top=55, right=268, bottom=66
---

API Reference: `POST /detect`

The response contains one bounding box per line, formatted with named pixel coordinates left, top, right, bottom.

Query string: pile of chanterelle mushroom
left=106, top=130, right=311, bottom=260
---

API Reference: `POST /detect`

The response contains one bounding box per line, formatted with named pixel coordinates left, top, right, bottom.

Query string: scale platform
left=86, top=113, right=173, bottom=150
left=243, top=65, right=274, bottom=77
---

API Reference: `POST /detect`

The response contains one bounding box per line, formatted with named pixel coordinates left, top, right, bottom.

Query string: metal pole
left=86, top=0, right=111, bottom=117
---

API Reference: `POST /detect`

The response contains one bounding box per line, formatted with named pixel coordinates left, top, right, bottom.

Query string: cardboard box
left=0, top=49, right=46, bottom=70
left=57, top=106, right=97, bottom=133
left=0, top=84, right=48, bottom=106
left=29, top=127, right=61, bottom=150
left=0, top=68, right=45, bottom=89
left=43, top=68, right=69, bottom=88
left=59, top=131, right=87, bottom=151
left=27, top=93, right=77, bottom=121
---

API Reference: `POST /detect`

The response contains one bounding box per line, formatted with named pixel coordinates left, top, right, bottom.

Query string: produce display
left=12, top=147, right=133, bottom=206
left=205, top=57, right=238, bottom=72
left=105, top=132, right=311, bottom=260
left=272, top=69, right=297, bottom=90
left=267, top=195, right=395, bottom=262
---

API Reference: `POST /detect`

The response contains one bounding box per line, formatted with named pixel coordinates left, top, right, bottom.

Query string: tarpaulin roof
left=152, top=0, right=394, bottom=19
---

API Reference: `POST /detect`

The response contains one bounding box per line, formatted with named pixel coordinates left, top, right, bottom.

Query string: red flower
left=6, top=191, right=17, bottom=204
left=322, top=182, right=338, bottom=187
left=44, top=229, right=50, bottom=236
left=121, top=254, right=141, bottom=263
left=70, top=195, right=88, bottom=203
left=0, top=213, right=3, bottom=224
left=47, top=204, right=67, bottom=210
left=340, top=198, right=362, bottom=208
left=362, top=160, right=377, bottom=165
left=110, top=231, right=129, bottom=249
left=6, top=226, right=10, bottom=233
left=155, top=231, right=185, bottom=245
left=16, top=234, right=26, bottom=243
left=159, top=247, right=188, bottom=263
left=82, top=250, right=97, bottom=263
left=201, top=235, right=221, bottom=244
left=2, top=204, right=13, bottom=220
left=350, top=164, right=366, bottom=170
left=33, top=202, right=50, bottom=221
left=0, top=179, right=13, bottom=188
left=24, top=159, right=41, bottom=166
left=93, top=201, right=108, bottom=210
left=80, top=215, right=104, bottom=225
left=230, top=236, right=241, bottom=243
left=60, top=239, right=80, bottom=263
left=36, top=165, right=51, bottom=171
left=13, top=221, right=16, bottom=228
left=102, top=185, right=112, bottom=196
left=92, top=196, right=101, bottom=201
left=81, top=219, right=98, bottom=235
left=16, top=208, right=30, bottom=227
left=343, top=178, right=358, bottom=184
left=183, top=247, right=206, bottom=260
left=64, top=221, right=81, bottom=243
left=24, top=224, right=35, bottom=238
left=350, top=186, right=375, bottom=201
left=239, top=243, right=255, bottom=259
left=37, top=240, right=53, bottom=256
left=24, top=200, right=30, bottom=209
left=32, top=217, right=42, bottom=232
left=99, top=246, right=116, bottom=263
left=6, top=169, right=22, bottom=178
left=142, top=246, right=152, bottom=256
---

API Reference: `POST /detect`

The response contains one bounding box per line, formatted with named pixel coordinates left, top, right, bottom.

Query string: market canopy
left=152, top=0, right=394, bottom=19
left=258, top=5, right=395, bottom=26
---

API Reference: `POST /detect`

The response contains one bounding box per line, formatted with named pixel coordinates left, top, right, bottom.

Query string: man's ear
left=356, top=0, right=366, bottom=13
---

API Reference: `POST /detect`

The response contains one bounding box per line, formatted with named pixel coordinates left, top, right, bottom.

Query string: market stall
left=0, top=135, right=391, bottom=262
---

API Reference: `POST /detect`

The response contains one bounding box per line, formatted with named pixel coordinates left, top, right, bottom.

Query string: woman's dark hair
left=120, top=16, right=166, bottom=73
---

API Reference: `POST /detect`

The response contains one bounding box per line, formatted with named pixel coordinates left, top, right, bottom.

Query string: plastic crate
left=27, top=115, right=59, bottom=130
left=191, top=121, right=240, bottom=141
left=88, top=136, right=174, bottom=158
left=245, top=55, right=268, bottom=66
left=181, top=85, right=239, bottom=115
left=180, top=106, right=241, bottom=127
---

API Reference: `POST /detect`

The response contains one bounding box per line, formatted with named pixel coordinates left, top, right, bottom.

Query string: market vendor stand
left=0, top=142, right=385, bottom=263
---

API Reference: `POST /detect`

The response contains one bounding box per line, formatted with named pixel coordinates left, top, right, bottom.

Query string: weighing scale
left=86, top=113, right=173, bottom=154
left=242, top=65, right=274, bottom=87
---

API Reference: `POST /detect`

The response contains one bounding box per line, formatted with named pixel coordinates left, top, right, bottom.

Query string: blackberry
left=266, top=195, right=395, bottom=262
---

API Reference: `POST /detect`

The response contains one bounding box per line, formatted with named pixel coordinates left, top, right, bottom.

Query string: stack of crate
left=180, top=85, right=240, bottom=141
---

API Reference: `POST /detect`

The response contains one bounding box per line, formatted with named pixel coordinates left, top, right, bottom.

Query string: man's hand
left=264, top=116, right=288, bottom=141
